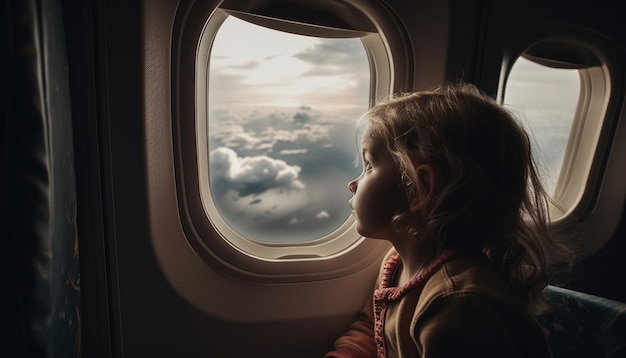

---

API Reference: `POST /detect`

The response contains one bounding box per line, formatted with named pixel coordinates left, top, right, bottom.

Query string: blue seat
left=537, top=286, right=626, bottom=358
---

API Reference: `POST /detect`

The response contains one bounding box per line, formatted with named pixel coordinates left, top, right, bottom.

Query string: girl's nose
left=348, top=178, right=357, bottom=193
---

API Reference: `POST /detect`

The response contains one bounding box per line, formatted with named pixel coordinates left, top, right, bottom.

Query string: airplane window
left=504, top=57, right=580, bottom=195
left=206, top=16, right=369, bottom=244
left=503, top=44, right=609, bottom=220
left=176, top=3, right=398, bottom=271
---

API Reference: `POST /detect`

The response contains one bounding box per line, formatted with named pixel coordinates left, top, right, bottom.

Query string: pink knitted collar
left=372, top=248, right=460, bottom=358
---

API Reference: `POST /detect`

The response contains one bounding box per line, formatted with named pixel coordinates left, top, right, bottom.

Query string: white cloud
left=288, top=217, right=306, bottom=226
left=209, top=107, right=337, bottom=156
left=210, top=146, right=305, bottom=196
left=316, top=211, right=330, bottom=220
left=206, top=106, right=363, bottom=242
left=208, top=16, right=370, bottom=108
left=261, top=126, right=330, bottom=144
left=279, top=149, right=308, bottom=155
left=222, top=132, right=262, bottom=150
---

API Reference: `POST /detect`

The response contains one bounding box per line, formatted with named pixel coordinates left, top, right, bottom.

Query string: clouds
left=279, top=149, right=308, bottom=155
left=206, top=104, right=363, bottom=243
left=315, top=211, right=330, bottom=220
left=202, top=16, right=371, bottom=242
left=210, top=147, right=304, bottom=196
left=293, top=111, right=312, bottom=124
left=208, top=16, right=370, bottom=107
left=294, top=40, right=369, bottom=73
left=209, top=106, right=338, bottom=156
left=505, top=57, right=580, bottom=194
left=505, top=57, right=579, bottom=110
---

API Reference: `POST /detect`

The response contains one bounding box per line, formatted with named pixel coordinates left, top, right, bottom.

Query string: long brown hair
left=365, top=83, right=572, bottom=311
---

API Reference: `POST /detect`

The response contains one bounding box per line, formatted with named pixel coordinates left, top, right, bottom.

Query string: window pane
left=504, top=57, right=580, bottom=195
left=207, top=16, right=369, bottom=243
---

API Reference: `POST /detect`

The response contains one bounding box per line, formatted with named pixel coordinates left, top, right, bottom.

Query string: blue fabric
left=1, top=0, right=51, bottom=355
left=537, top=286, right=626, bottom=358
left=41, top=0, right=81, bottom=355
left=1, top=0, right=80, bottom=356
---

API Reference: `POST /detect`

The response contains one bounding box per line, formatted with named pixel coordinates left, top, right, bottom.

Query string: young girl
left=325, top=83, right=571, bottom=358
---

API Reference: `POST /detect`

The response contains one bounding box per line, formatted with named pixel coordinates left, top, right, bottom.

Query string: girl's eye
left=364, top=162, right=372, bottom=171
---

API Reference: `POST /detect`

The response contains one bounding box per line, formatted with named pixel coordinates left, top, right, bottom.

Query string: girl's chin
left=354, top=227, right=383, bottom=240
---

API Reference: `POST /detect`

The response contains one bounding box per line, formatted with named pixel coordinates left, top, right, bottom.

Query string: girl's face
left=348, top=128, right=410, bottom=240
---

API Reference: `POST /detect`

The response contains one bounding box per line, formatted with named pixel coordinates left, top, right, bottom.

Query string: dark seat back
left=538, top=286, right=626, bottom=358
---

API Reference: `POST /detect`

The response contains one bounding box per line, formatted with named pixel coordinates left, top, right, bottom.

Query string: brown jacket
left=326, top=249, right=552, bottom=358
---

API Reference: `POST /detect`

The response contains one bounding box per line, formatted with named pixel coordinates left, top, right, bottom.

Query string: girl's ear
left=409, top=164, right=436, bottom=214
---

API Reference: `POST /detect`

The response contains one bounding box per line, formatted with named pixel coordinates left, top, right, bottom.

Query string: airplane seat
left=537, top=285, right=626, bottom=358
left=0, top=0, right=80, bottom=356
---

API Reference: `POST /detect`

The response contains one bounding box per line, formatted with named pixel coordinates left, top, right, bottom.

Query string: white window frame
left=499, top=33, right=623, bottom=257
left=171, top=1, right=411, bottom=281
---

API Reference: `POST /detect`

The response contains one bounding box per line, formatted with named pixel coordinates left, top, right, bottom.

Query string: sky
left=207, top=16, right=369, bottom=242
left=209, top=16, right=370, bottom=109
left=205, top=16, right=581, bottom=243
left=503, top=58, right=580, bottom=193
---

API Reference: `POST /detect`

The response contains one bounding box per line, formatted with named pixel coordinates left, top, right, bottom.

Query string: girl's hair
left=365, top=82, right=572, bottom=311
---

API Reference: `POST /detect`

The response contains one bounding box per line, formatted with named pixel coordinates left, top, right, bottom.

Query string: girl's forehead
left=360, top=127, right=376, bottom=147
left=361, top=126, right=379, bottom=143
left=361, top=129, right=386, bottom=156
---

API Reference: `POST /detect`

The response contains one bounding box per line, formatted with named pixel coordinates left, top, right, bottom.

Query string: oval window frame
left=171, top=0, right=412, bottom=282
left=498, top=26, right=625, bottom=256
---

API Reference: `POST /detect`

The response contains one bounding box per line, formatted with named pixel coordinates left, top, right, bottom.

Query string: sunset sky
left=208, top=16, right=370, bottom=109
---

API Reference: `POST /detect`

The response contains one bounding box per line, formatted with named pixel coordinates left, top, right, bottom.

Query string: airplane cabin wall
left=475, top=0, right=626, bottom=303
left=57, top=0, right=626, bottom=356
